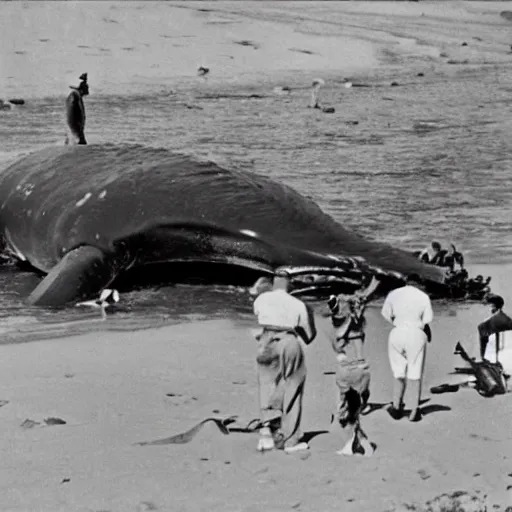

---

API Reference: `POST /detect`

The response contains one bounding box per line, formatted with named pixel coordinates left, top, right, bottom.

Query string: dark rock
left=322, top=107, right=335, bottom=113
left=500, top=11, right=512, bottom=22
left=8, top=98, right=25, bottom=105
left=447, top=59, right=469, bottom=65
left=390, top=81, right=399, bottom=86
left=44, top=417, right=66, bottom=425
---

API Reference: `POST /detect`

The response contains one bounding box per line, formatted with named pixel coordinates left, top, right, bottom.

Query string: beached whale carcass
left=0, top=143, right=445, bottom=306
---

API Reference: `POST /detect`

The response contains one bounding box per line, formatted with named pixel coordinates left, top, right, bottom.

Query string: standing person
left=327, top=276, right=380, bottom=456
left=65, top=72, right=89, bottom=145
left=444, top=243, right=464, bottom=272
left=381, top=274, right=433, bottom=422
left=252, top=269, right=317, bottom=453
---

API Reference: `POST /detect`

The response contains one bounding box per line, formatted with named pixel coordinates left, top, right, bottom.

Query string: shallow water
left=1, top=3, right=512, bottom=340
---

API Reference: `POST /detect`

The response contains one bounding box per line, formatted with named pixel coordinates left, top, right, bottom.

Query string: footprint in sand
left=418, top=469, right=431, bottom=480
left=234, top=40, right=260, bottom=50
left=165, top=393, right=198, bottom=405
left=20, top=419, right=40, bottom=429
left=136, top=502, right=158, bottom=512
left=289, top=48, right=317, bottom=55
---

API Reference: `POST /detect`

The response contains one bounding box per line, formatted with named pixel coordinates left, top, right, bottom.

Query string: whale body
left=0, top=144, right=444, bottom=306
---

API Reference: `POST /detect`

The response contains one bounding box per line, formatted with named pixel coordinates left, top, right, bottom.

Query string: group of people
left=416, top=241, right=492, bottom=301
left=416, top=241, right=464, bottom=272
left=247, top=269, right=512, bottom=456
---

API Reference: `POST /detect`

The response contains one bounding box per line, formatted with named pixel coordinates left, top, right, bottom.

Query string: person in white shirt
left=252, top=269, right=317, bottom=453
left=381, top=274, right=434, bottom=422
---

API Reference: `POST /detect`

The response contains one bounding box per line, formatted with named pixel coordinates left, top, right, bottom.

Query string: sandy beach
left=1, top=2, right=512, bottom=511
left=1, top=298, right=511, bottom=512
left=2, top=1, right=512, bottom=99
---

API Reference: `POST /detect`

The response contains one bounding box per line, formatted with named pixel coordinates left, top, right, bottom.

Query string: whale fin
left=28, top=245, right=116, bottom=307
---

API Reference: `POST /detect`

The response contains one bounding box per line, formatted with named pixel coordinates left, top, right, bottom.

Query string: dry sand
left=1, top=1, right=512, bottom=98
left=1, top=2, right=512, bottom=511
left=1, top=292, right=511, bottom=512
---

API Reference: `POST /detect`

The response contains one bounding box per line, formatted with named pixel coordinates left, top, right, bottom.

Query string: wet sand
left=1, top=2, right=512, bottom=511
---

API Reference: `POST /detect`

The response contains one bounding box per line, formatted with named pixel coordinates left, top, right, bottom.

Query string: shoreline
left=0, top=261, right=506, bottom=347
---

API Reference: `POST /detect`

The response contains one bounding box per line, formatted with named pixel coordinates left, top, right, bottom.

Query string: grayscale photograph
left=0, top=1, right=511, bottom=511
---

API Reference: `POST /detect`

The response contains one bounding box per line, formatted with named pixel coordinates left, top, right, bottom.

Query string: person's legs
left=274, top=334, right=307, bottom=451
left=387, top=329, right=408, bottom=419
left=407, top=379, right=422, bottom=421
left=334, top=361, right=374, bottom=456
left=335, top=363, right=357, bottom=428
left=256, top=332, right=282, bottom=451
left=392, top=378, right=407, bottom=410
left=405, top=330, right=427, bottom=421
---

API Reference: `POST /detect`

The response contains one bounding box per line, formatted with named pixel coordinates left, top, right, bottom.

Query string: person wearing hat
left=478, top=294, right=512, bottom=377
left=381, top=273, right=434, bottom=422
left=251, top=268, right=317, bottom=453
left=65, top=72, right=89, bottom=145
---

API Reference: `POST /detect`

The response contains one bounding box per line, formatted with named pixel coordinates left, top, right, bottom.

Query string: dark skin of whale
left=0, top=144, right=444, bottom=307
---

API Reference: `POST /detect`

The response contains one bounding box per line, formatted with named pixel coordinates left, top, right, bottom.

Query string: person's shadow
left=301, top=430, right=330, bottom=444
left=361, top=398, right=451, bottom=417
left=420, top=404, right=451, bottom=416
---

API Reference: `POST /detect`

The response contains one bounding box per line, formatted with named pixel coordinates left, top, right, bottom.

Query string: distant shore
left=2, top=1, right=511, bottom=99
